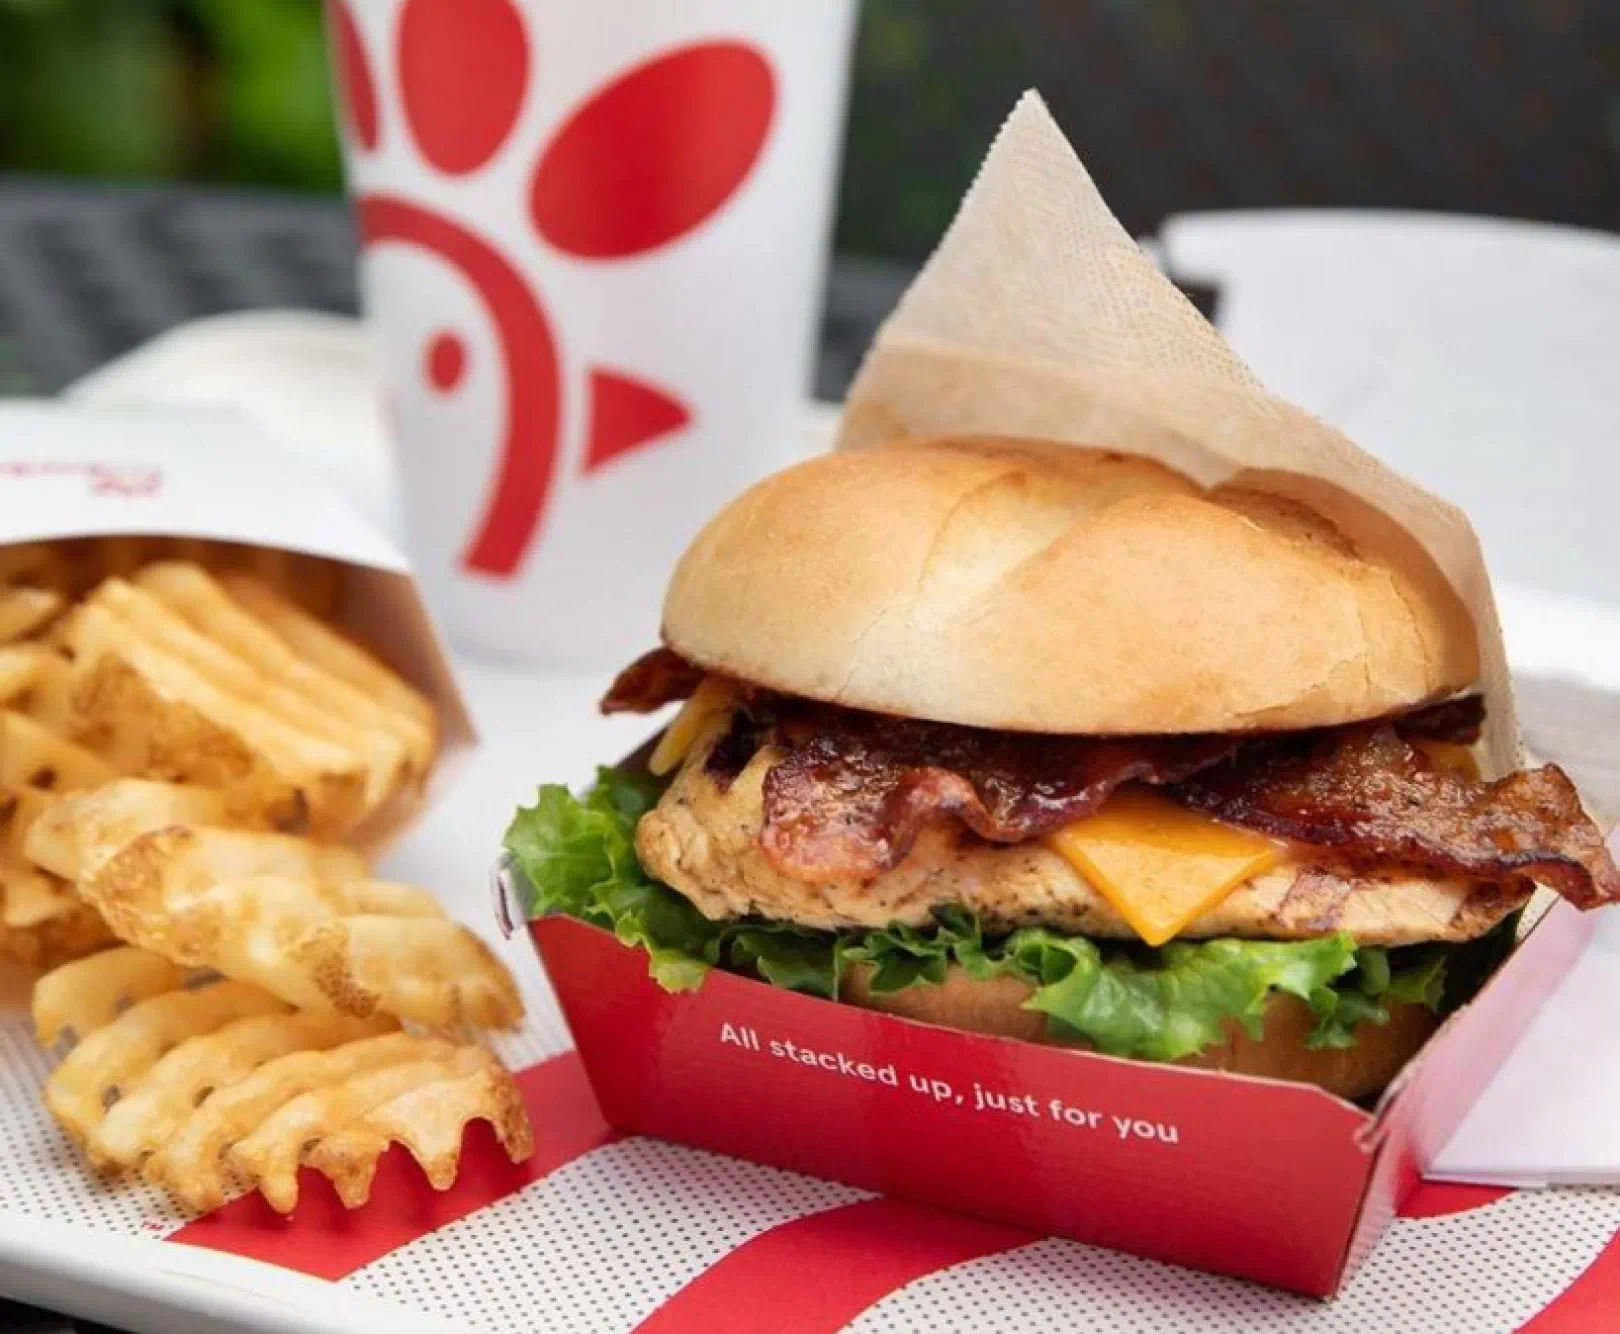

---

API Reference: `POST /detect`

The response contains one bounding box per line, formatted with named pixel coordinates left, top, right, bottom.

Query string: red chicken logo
left=329, top=0, right=776, bottom=577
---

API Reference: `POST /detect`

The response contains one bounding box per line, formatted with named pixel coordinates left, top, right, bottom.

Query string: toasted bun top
left=661, top=437, right=1479, bottom=734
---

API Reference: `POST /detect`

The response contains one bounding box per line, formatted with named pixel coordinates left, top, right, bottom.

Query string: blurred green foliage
left=3, top=1, right=1611, bottom=262
left=0, top=0, right=343, bottom=191
left=835, top=0, right=1029, bottom=260
left=0, top=0, right=1005, bottom=260
left=0, top=0, right=986, bottom=258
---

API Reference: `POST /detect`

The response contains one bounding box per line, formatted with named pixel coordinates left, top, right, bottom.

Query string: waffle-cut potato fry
left=135, top=564, right=433, bottom=781
left=295, top=915, right=522, bottom=1029
left=0, top=645, right=46, bottom=701
left=229, top=1043, right=494, bottom=1212
left=45, top=980, right=288, bottom=1145
left=343, top=880, right=446, bottom=919
left=82, top=826, right=520, bottom=1028
left=79, top=826, right=364, bottom=971
left=306, top=1055, right=534, bottom=1208
left=0, top=645, right=77, bottom=736
left=22, top=780, right=229, bottom=881
left=34, top=945, right=187, bottom=1046
left=2, top=852, right=75, bottom=928
left=0, top=587, right=63, bottom=644
left=9, top=785, right=59, bottom=857
left=0, top=711, right=117, bottom=793
left=222, top=575, right=436, bottom=734
left=0, top=895, right=116, bottom=970
left=66, top=601, right=371, bottom=836
left=84, top=822, right=364, bottom=905
left=94, top=577, right=409, bottom=811
left=88, top=1009, right=397, bottom=1172
left=145, top=1031, right=449, bottom=1210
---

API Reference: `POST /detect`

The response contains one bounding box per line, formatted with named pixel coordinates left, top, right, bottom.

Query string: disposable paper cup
left=329, top=0, right=858, bottom=664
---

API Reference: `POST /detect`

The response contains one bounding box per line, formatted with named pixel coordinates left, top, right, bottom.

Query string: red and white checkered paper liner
left=4, top=958, right=1619, bottom=1334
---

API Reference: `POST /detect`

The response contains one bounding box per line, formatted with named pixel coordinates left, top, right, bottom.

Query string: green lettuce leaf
left=505, top=767, right=720, bottom=990
left=506, top=768, right=838, bottom=994
left=1303, top=944, right=1451, bottom=1049
left=996, top=931, right=1360, bottom=1061
left=504, top=769, right=1454, bottom=1061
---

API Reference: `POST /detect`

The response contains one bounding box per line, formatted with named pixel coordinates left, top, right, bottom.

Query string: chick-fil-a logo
left=330, top=0, right=776, bottom=578
left=0, top=461, right=163, bottom=497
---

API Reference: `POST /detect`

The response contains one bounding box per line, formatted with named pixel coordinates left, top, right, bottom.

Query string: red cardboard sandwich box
left=501, top=863, right=1592, bottom=1298
left=495, top=93, right=1601, bottom=1301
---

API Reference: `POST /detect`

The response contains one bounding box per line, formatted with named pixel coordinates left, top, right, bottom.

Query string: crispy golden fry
left=2, top=647, right=77, bottom=737
left=0, top=587, right=63, bottom=644
left=67, top=600, right=370, bottom=836
left=78, top=826, right=362, bottom=973
left=343, top=880, right=446, bottom=919
left=88, top=1009, right=397, bottom=1172
left=0, top=711, right=117, bottom=793
left=81, top=825, right=520, bottom=1028
left=0, top=645, right=45, bottom=702
left=33, top=945, right=187, bottom=1046
left=229, top=1044, right=491, bottom=1212
left=222, top=575, right=436, bottom=735
left=84, top=822, right=364, bottom=902
left=145, top=1031, right=447, bottom=1210
left=0, top=897, right=116, bottom=971
left=95, top=576, right=409, bottom=811
left=305, top=1055, right=533, bottom=1208
left=9, top=785, right=59, bottom=856
left=2, top=852, right=75, bottom=928
left=45, top=980, right=288, bottom=1145
left=23, top=780, right=229, bottom=881
left=135, top=563, right=431, bottom=783
left=294, top=915, right=522, bottom=1028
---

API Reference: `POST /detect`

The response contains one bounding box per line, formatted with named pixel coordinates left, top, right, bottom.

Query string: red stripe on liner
left=1517, top=1227, right=1620, bottom=1333
left=170, top=1050, right=616, bottom=1279
left=631, top=1198, right=1034, bottom=1334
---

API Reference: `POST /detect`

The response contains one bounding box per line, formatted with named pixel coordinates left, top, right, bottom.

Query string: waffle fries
left=3, top=537, right=524, bottom=1215
left=71, top=817, right=521, bottom=1029
left=36, top=947, right=532, bottom=1211
left=0, top=542, right=436, bottom=967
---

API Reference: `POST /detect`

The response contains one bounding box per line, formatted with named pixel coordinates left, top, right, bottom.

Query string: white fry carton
left=0, top=399, right=476, bottom=810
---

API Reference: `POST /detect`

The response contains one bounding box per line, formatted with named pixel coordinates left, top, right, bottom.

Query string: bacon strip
left=599, top=647, right=1613, bottom=908
left=737, top=692, right=1615, bottom=910
left=758, top=706, right=1237, bottom=884
left=1172, top=725, right=1620, bottom=909
left=600, top=648, right=703, bottom=715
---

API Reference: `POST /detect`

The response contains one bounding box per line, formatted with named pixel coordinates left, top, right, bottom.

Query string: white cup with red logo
left=328, top=0, right=859, bottom=664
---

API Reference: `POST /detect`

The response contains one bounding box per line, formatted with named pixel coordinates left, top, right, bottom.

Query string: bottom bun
left=842, top=963, right=1439, bottom=1101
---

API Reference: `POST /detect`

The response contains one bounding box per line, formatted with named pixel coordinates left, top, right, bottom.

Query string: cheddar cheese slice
left=1414, top=738, right=1480, bottom=780
left=1043, top=787, right=1283, bottom=946
left=648, top=676, right=733, bottom=776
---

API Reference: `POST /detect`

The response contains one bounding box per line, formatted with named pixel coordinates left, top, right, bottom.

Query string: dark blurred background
left=4, top=0, right=1618, bottom=252
left=0, top=0, right=1616, bottom=393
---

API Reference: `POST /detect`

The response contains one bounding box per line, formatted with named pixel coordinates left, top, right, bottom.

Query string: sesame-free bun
left=661, top=437, right=1478, bottom=734
left=842, top=963, right=1437, bottom=1101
